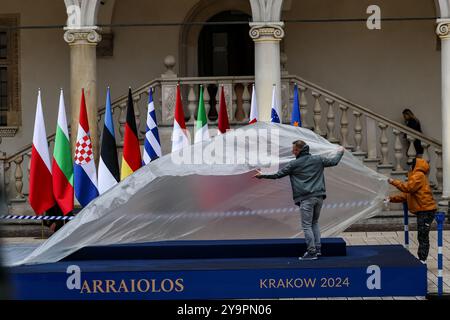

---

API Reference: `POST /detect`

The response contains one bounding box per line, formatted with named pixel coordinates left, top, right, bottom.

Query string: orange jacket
left=389, top=158, right=437, bottom=213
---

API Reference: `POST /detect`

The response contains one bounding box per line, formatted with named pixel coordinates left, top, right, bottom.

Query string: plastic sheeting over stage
left=4, top=122, right=389, bottom=266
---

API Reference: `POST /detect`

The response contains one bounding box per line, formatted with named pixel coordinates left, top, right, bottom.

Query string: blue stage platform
left=7, top=238, right=427, bottom=300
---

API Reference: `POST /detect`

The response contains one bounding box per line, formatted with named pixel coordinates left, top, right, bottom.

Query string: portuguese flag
left=52, top=89, right=74, bottom=215
left=120, top=88, right=142, bottom=180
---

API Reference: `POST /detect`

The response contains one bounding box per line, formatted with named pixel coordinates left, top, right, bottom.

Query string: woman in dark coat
left=402, top=109, right=424, bottom=156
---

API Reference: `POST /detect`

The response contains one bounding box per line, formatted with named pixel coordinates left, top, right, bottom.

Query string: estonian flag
left=98, top=87, right=120, bottom=194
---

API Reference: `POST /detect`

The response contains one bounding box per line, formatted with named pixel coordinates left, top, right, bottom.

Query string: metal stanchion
left=427, top=211, right=449, bottom=300
left=403, top=202, right=409, bottom=250
left=436, top=212, right=445, bottom=296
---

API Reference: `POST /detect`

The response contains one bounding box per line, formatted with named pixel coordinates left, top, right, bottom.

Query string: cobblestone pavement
left=2, top=231, right=449, bottom=300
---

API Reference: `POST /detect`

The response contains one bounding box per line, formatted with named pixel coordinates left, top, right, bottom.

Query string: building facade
left=1, top=0, right=450, bottom=213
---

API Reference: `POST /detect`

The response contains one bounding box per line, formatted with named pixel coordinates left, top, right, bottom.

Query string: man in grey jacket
left=255, top=140, right=345, bottom=260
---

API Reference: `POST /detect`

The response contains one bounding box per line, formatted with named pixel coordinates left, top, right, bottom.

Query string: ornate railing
left=0, top=58, right=443, bottom=212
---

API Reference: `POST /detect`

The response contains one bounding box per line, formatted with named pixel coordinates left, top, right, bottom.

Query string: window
left=0, top=15, right=20, bottom=128
left=0, top=67, right=7, bottom=125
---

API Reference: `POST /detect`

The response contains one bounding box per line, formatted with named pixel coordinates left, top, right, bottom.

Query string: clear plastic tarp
left=3, top=122, right=389, bottom=266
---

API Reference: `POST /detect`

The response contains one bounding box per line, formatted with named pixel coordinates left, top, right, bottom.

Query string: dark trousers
left=416, top=211, right=435, bottom=261
left=414, top=139, right=424, bottom=155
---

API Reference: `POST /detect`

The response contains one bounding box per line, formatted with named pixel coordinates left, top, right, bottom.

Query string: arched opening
left=196, top=10, right=254, bottom=121
left=198, top=11, right=254, bottom=77
left=178, top=0, right=252, bottom=77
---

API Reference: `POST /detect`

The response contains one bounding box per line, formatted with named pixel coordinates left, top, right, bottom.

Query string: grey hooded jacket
left=258, top=144, right=344, bottom=203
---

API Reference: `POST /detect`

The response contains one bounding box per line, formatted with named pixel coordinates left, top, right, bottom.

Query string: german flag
left=120, top=88, right=142, bottom=180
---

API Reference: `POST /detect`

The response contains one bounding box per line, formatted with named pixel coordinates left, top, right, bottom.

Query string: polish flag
left=29, top=90, right=55, bottom=215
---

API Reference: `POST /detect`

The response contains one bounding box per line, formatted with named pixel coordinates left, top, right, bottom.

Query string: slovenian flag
left=194, top=85, right=210, bottom=143
left=98, top=87, right=120, bottom=194
left=52, top=89, right=73, bottom=214
left=143, top=87, right=161, bottom=164
left=120, top=88, right=142, bottom=180
left=291, top=83, right=302, bottom=127
left=217, top=85, right=230, bottom=134
left=249, top=84, right=258, bottom=124
left=29, top=90, right=55, bottom=214
left=74, top=89, right=99, bottom=207
left=271, top=84, right=281, bottom=123
left=171, top=84, right=190, bottom=152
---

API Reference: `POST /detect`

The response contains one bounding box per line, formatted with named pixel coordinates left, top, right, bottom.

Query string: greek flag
left=143, top=87, right=161, bottom=164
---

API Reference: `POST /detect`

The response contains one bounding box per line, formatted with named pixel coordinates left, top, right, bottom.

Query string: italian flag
left=194, top=85, right=210, bottom=143
left=52, top=89, right=74, bottom=215
left=29, top=90, right=55, bottom=215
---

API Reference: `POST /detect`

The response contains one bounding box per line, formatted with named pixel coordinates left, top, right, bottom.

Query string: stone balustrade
left=0, top=57, right=444, bottom=213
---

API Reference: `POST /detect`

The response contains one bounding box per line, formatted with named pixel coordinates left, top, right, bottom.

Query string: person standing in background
left=402, top=108, right=424, bottom=157
left=387, top=158, right=437, bottom=263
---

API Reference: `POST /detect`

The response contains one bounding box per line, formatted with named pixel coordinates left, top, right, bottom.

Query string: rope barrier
left=0, top=215, right=74, bottom=221
left=0, top=200, right=375, bottom=221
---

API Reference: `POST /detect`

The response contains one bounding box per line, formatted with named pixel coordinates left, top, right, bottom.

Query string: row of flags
left=28, top=83, right=303, bottom=215
left=29, top=87, right=161, bottom=215
left=172, top=83, right=303, bottom=150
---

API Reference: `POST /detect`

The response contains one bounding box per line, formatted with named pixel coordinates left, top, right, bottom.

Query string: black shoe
left=299, top=251, right=318, bottom=260
left=316, top=250, right=322, bottom=257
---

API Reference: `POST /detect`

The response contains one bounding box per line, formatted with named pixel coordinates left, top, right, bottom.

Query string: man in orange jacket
left=387, top=157, right=437, bottom=263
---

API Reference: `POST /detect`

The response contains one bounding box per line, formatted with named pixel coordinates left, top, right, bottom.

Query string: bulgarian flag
left=120, top=88, right=142, bottom=180
left=171, top=84, right=190, bottom=152
left=194, top=85, right=210, bottom=143
left=29, top=90, right=55, bottom=215
left=52, top=89, right=74, bottom=214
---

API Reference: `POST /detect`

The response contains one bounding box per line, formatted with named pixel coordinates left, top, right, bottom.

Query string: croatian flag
left=143, top=87, right=161, bottom=164
left=74, top=89, right=99, bottom=207
left=271, top=84, right=281, bottom=123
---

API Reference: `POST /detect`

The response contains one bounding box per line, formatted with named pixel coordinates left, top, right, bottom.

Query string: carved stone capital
left=249, top=23, right=285, bottom=42
left=63, top=28, right=102, bottom=45
left=437, top=20, right=450, bottom=39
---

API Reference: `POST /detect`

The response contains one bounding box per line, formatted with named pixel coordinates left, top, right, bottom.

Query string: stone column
left=249, top=22, right=284, bottom=122
left=64, top=28, right=102, bottom=161
left=437, top=20, right=450, bottom=200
